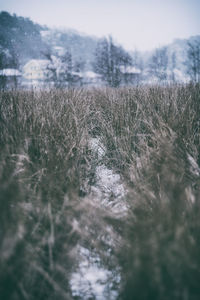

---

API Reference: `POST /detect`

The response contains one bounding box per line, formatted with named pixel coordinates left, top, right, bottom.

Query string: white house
left=23, top=59, right=50, bottom=80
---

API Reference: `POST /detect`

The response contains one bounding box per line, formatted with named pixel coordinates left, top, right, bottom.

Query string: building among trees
left=0, top=68, right=21, bottom=89
left=120, top=66, right=141, bottom=85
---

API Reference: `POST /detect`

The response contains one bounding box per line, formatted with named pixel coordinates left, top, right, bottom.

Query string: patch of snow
left=53, top=46, right=65, bottom=56
left=70, top=137, right=126, bottom=299
left=89, top=138, right=127, bottom=215
left=95, top=166, right=125, bottom=199
left=173, top=68, right=190, bottom=83
left=70, top=246, right=119, bottom=300
left=89, top=138, right=106, bottom=159
left=71, top=71, right=83, bottom=77
left=40, top=30, right=51, bottom=37
left=188, top=153, right=200, bottom=176
left=84, top=71, right=101, bottom=79
left=20, top=202, right=33, bottom=212
left=185, top=186, right=196, bottom=204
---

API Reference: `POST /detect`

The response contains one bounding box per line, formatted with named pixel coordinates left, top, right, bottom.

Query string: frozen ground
left=70, top=137, right=127, bottom=299
left=71, top=246, right=120, bottom=300
left=89, top=138, right=127, bottom=215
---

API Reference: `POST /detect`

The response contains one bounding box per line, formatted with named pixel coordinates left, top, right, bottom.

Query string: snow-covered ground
left=70, top=137, right=127, bottom=299
left=89, top=138, right=127, bottom=215
left=70, top=246, right=120, bottom=300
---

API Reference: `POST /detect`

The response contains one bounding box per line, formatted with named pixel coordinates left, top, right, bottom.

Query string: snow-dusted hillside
left=40, top=28, right=98, bottom=69
left=0, top=11, right=98, bottom=71
left=0, top=11, right=199, bottom=86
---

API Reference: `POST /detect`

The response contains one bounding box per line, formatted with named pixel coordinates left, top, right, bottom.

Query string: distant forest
left=0, top=11, right=200, bottom=87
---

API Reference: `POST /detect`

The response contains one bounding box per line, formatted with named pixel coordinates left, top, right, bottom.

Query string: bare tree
left=93, top=36, right=132, bottom=87
left=0, top=47, right=20, bottom=89
left=169, top=51, right=176, bottom=82
left=43, top=50, right=74, bottom=87
left=186, top=39, right=200, bottom=82
left=149, top=47, right=168, bottom=81
left=73, top=59, right=85, bottom=73
left=132, top=49, right=144, bottom=72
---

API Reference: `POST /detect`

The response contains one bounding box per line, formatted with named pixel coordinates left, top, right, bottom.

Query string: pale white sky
left=0, top=0, right=200, bottom=51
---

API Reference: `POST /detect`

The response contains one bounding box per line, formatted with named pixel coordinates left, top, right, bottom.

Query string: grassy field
left=0, top=84, right=200, bottom=299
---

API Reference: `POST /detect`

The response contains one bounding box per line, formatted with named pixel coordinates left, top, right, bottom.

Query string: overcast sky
left=0, top=0, right=200, bottom=51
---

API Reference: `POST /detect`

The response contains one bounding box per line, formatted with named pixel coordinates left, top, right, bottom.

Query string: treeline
left=0, top=11, right=47, bottom=66
left=0, top=11, right=200, bottom=88
left=42, top=35, right=200, bottom=86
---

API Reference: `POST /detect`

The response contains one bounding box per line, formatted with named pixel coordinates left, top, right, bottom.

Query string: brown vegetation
left=0, top=84, right=200, bottom=299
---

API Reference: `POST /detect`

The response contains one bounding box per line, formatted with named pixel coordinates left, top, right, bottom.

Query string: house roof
left=0, top=69, right=22, bottom=76
left=120, top=66, right=141, bottom=74
left=23, top=59, right=49, bottom=70
left=84, top=71, right=101, bottom=79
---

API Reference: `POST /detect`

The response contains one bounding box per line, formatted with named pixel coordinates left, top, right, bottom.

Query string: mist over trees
left=44, top=50, right=72, bottom=87
left=0, top=11, right=47, bottom=65
left=93, top=36, right=133, bottom=87
left=0, top=10, right=200, bottom=89
left=186, top=39, right=200, bottom=82
left=148, top=47, right=168, bottom=81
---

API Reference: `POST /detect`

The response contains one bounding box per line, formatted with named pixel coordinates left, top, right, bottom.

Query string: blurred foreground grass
left=0, top=84, right=200, bottom=299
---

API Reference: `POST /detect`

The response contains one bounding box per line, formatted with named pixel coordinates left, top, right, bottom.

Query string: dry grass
left=0, top=84, right=200, bottom=299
